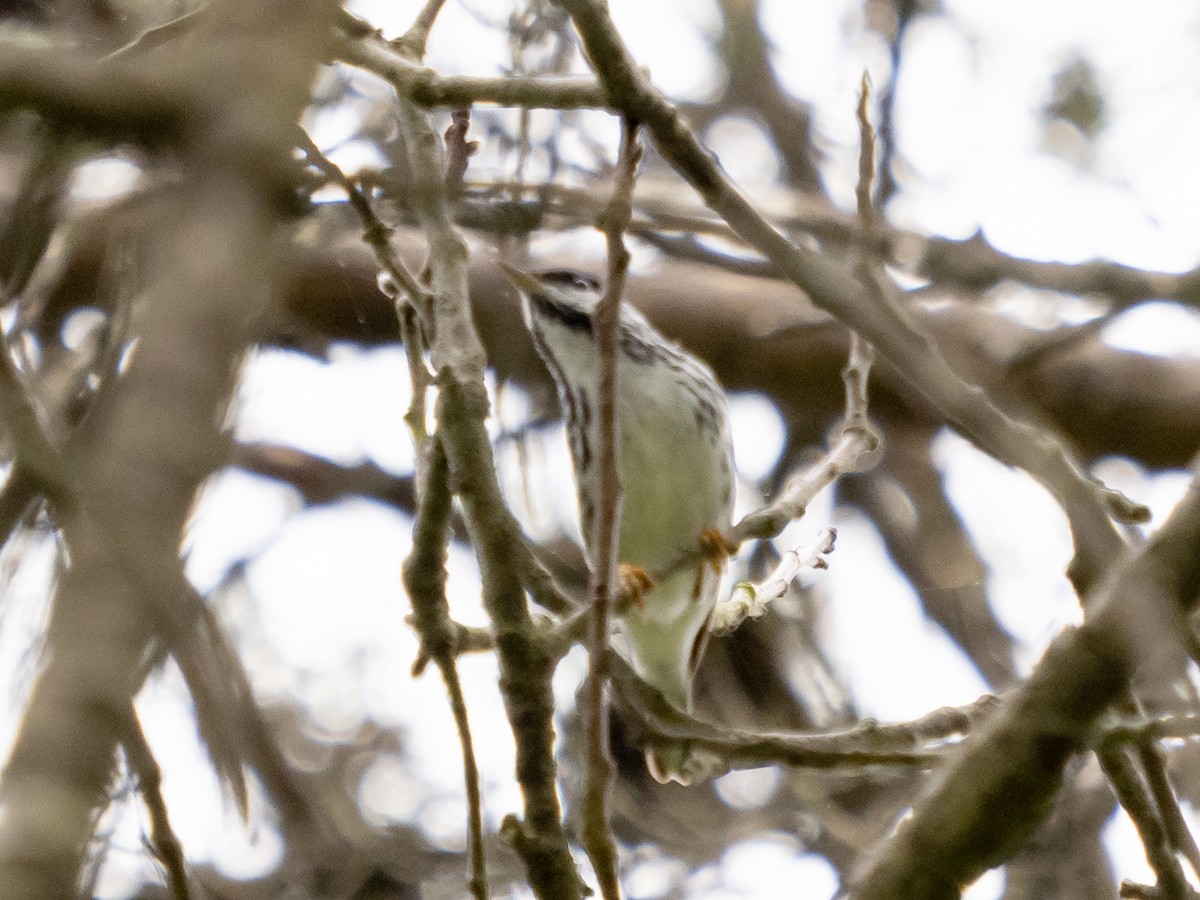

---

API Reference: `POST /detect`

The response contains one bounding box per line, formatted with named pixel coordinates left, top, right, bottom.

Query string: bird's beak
left=497, top=261, right=543, bottom=296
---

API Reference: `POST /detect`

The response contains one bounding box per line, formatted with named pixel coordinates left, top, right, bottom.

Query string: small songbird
left=502, top=264, right=735, bottom=784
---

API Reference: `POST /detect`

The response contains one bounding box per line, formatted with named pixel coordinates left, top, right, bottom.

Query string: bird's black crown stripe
left=530, top=291, right=592, bottom=333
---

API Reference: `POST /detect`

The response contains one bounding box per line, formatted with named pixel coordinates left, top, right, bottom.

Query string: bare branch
left=402, top=439, right=488, bottom=900
left=1098, top=745, right=1193, bottom=900
left=611, top=654, right=1000, bottom=774
left=395, top=0, right=449, bottom=60
left=119, top=708, right=192, bottom=900
left=582, top=115, right=641, bottom=900
left=103, top=5, right=209, bottom=60
left=339, top=33, right=606, bottom=110
left=0, top=2, right=339, bottom=892
left=387, top=41, right=584, bottom=900
left=553, top=0, right=1137, bottom=598
left=710, top=528, right=836, bottom=635
left=0, top=41, right=188, bottom=138
left=848, top=457, right=1200, bottom=899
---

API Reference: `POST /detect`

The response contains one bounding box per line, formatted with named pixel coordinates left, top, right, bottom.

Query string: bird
left=501, top=263, right=735, bottom=784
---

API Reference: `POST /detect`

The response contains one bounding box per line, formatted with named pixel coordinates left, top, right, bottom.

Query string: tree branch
left=338, top=33, right=606, bottom=111
left=553, top=0, right=1134, bottom=599
left=387, top=39, right=583, bottom=900
left=0, top=3, right=338, bottom=893
left=848, top=456, right=1200, bottom=898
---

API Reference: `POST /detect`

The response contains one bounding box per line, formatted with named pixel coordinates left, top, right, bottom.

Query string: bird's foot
left=618, top=563, right=655, bottom=610
left=692, top=528, right=732, bottom=599
left=697, top=528, right=733, bottom=572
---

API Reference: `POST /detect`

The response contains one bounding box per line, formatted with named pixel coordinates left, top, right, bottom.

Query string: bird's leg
left=692, top=527, right=731, bottom=599
left=617, top=563, right=655, bottom=610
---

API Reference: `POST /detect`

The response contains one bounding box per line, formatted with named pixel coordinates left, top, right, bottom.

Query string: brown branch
left=338, top=34, right=607, bottom=110
left=1136, top=739, right=1200, bottom=886
left=232, top=441, right=416, bottom=509
left=728, top=417, right=877, bottom=548
left=0, top=187, right=311, bottom=831
left=919, top=231, right=1200, bottom=311
left=336, top=18, right=581, bottom=891
left=0, top=338, right=74, bottom=514
left=402, top=438, right=488, bottom=900
left=0, top=244, right=265, bottom=827
left=401, top=303, right=435, bottom=465
left=103, top=5, right=209, bottom=60
left=457, top=176, right=1200, bottom=315
left=444, top=108, right=478, bottom=199
left=516, top=537, right=580, bottom=616
left=714, top=0, right=822, bottom=192
left=119, top=707, right=191, bottom=900
left=709, top=528, right=836, bottom=634
left=394, top=0, right=449, bottom=60
left=0, top=41, right=189, bottom=139
left=298, top=131, right=429, bottom=308
left=1104, top=713, right=1200, bottom=746
left=839, top=429, right=1020, bottom=689
left=278, top=227, right=1200, bottom=470
left=582, top=115, right=640, bottom=900
left=232, top=442, right=580, bottom=627
left=552, top=0, right=1133, bottom=601
left=297, top=129, right=439, bottom=479
left=611, top=654, right=997, bottom=773
left=848, top=456, right=1200, bottom=899
left=0, top=2, right=339, bottom=893
left=1099, top=745, right=1193, bottom=900
left=388, top=45, right=583, bottom=900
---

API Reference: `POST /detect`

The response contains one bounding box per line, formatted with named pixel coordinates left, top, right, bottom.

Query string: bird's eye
left=573, top=277, right=590, bottom=291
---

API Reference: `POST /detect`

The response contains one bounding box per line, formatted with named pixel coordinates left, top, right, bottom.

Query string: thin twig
left=710, top=528, right=836, bottom=635
left=726, top=420, right=876, bottom=548
left=460, top=176, right=1200, bottom=316
left=402, top=439, right=488, bottom=900
left=1102, top=713, right=1200, bottom=746
left=1098, top=745, right=1194, bottom=900
left=395, top=0, right=448, bottom=59
left=338, top=34, right=606, bottom=110
left=400, top=303, right=434, bottom=471
left=609, top=654, right=995, bottom=775
left=581, top=116, right=640, bottom=900
left=516, top=539, right=579, bottom=616
left=298, top=130, right=438, bottom=474
left=298, top=131, right=429, bottom=308
left=1135, top=739, right=1200, bottom=884
left=410, top=617, right=495, bottom=676
left=388, top=34, right=583, bottom=900
left=444, top=109, right=478, bottom=198
left=119, top=707, right=191, bottom=900
left=855, top=73, right=877, bottom=232
left=845, top=71, right=880, bottom=468
left=103, top=5, right=209, bottom=60
left=874, top=0, right=915, bottom=205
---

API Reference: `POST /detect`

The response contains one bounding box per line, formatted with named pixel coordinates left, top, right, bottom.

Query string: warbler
left=502, top=264, right=735, bottom=784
